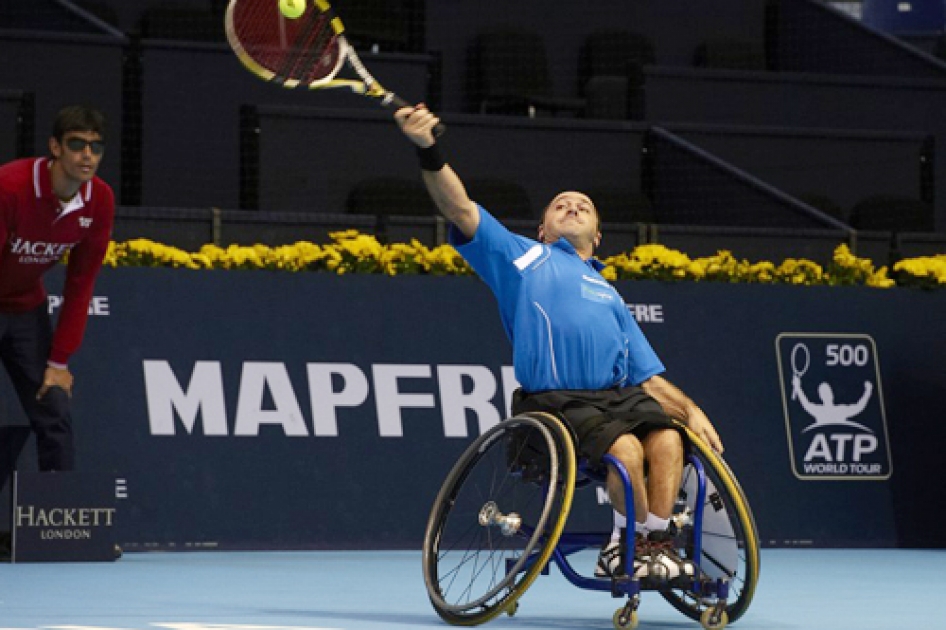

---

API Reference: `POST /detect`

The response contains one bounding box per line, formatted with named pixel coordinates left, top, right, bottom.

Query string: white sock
left=611, top=510, right=626, bottom=543
left=641, top=513, right=670, bottom=536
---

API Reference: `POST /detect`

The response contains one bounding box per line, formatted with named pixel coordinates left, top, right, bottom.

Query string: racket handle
left=386, top=92, right=446, bottom=137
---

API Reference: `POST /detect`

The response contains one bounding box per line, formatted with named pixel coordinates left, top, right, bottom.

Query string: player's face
left=49, top=130, right=105, bottom=185
left=539, top=191, right=601, bottom=254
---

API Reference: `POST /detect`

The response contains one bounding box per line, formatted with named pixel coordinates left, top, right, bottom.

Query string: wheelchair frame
left=422, top=411, right=760, bottom=630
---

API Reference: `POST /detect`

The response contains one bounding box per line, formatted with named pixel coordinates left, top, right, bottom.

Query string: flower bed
left=101, top=230, right=946, bottom=289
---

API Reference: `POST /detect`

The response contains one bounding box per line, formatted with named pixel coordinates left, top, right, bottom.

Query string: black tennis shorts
left=511, top=385, right=682, bottom=469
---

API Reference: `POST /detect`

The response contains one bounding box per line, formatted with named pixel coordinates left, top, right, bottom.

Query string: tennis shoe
left=641, top=529, right=696, bottom=582
left=594, top=530, right=648, bottom=579
left=594, top=538, right=623, bottom=577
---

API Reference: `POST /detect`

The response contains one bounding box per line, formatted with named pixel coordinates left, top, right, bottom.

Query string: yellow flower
left=91, top=235, right=941, bottom=290
left=894, top=254, right=946, bottom=288
left=866, top=267, right=895, bottom=289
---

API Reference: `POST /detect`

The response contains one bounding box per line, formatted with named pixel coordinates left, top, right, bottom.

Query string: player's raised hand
left=395, top=104, right=441, bottom=148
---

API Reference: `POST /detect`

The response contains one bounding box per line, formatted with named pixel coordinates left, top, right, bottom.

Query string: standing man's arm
left=38, top=188, right=115, bottom=399
left=394, top=105, right=479, bottom=239
left=642, top=374, right=724, bottom=453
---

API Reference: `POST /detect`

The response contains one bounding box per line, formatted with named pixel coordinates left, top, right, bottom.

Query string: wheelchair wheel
left=660, top=426, right=760, bottom=624
left=423, top=412, right=576, bottom=626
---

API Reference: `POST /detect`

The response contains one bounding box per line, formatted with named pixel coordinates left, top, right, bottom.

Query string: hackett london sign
left=11, top=473, right=117, bottom=562
left=16, top=506, right=116, bottom=531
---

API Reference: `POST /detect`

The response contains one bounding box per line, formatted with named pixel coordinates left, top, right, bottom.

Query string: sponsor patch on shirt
left=581, top=282, right=615, bottom=303
left=582, top=274, right=611, bottom=288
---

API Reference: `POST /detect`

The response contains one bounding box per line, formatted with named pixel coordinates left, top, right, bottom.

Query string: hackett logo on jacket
left=8, top=237, right=78, bottom=264
left=0, top=156, right=115, bottom=363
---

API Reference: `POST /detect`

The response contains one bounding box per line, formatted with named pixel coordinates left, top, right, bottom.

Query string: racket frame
left=224, top=0, right=398, bottom=103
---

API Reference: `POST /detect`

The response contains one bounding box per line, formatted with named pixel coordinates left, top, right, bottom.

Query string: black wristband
left=417, top=144, right=446, bottom=172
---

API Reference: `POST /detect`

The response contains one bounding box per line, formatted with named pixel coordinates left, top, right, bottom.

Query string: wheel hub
left=478, top=501, right=522, bottom=536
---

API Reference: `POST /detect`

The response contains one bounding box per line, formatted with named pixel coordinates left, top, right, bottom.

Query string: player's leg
left=598, top=426, right=692, bottom=581
left=595, top=431, right=649, bottom=578
left=642, top=427, right=684, bottom=518
left=605, top=432, right=647, bottom=520
left=638, top=427, right=695, bottom=582
left=0, top=305, right=74, bottom=471
left=593, top=402, right=682, bottom=578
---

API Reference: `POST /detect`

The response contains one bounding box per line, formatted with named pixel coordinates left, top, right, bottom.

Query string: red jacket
left=0, top=157, right=115, bottom=364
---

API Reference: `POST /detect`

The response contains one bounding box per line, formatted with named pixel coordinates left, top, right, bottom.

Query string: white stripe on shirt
left=514, top=244, right=544, bottom=271
left=32, top=158, right=42, bottom=198
left=533, top=301, right=560, bottom=387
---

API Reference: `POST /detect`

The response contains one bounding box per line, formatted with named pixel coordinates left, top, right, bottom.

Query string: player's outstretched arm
left=395, top=104, right=478, bottom=238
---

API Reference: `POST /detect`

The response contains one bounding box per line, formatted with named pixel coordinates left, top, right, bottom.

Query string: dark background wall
left=3, top=268, right=945, bottom=549
left=137, top=42, right=435, bottom=209
left=2, top=0, right=946, bottom=552
left=1, top=0, right=945, bottom=234
left=252, top=107, right=646, bottom=215
left=426, top=0, right=768, bottom=111
left=0, top=30, right=125, bottom=192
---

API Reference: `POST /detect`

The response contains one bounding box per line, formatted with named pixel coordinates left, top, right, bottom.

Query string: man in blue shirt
left=395, top=104, right=723, bottom=581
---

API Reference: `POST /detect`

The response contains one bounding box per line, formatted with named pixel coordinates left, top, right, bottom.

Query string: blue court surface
left=0, top=548, right=941, bottom=630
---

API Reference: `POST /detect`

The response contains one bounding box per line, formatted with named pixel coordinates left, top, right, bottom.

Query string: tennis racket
left=790, top=342, right=809, bottom=400
left=225, top=0, right=444, bottom=135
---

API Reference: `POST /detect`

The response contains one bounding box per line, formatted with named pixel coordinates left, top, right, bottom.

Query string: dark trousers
left=0, top=303, right=74, bottom=471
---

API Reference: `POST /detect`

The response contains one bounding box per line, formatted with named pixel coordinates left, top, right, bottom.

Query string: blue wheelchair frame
left=509, top=452, right=731, bottom=626
left=423, top=412, right=757, bottom=629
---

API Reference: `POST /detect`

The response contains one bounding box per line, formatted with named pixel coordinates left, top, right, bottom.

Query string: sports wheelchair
left=422, top=412, right=760, bottom=630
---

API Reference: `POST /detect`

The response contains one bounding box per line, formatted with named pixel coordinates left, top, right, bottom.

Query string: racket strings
left=228, top=0, right=412, bottom=110
left=277, top=11, right=338, bottom=83
left=232, top=3, right=339, bottom=84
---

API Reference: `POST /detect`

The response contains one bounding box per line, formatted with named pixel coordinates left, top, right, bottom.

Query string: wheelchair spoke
left=423, top=414, right=576, bottom=624
left=701, top=548, right=736, bottom=580
left=660, top=434, right=759, bottom=625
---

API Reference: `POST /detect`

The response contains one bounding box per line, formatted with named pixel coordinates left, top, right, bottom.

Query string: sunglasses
left=64, top=137, right=105, bottom=156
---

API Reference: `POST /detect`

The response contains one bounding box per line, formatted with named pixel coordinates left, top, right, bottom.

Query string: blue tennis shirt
left=450, top=207, right=665, bottom=392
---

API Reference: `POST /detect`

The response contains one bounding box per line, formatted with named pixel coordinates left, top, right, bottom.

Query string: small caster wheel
left=505, top=600, right=519, bottom=617
left=613, top=607, right=639, bottom=630
left=700, top=607, right=729, bottom=630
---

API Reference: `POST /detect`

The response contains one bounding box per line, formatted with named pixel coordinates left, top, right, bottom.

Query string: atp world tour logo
left=776, top=333, right=892, bottom=480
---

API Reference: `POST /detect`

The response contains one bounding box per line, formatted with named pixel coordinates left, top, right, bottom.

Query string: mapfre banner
left=7, top=268, right=945, bottom=549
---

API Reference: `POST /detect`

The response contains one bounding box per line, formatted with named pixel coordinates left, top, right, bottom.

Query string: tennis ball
left=279, top=0, right=306, bottom=19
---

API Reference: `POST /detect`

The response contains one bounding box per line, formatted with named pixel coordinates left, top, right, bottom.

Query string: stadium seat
left=466, top=178, right=533, bottom=219
left=849, top=194, right=934, bottom=232
left=577, top=30, right=653, bottom=120
left=577, top=30, right=655, bottom=95
left=693, top=37, right=767, bottom=70
left=346, top=177, right=437, bottom=216
left=466, top=29, right=585, bottom=116
left=584, top=187, right=655, bottom=224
